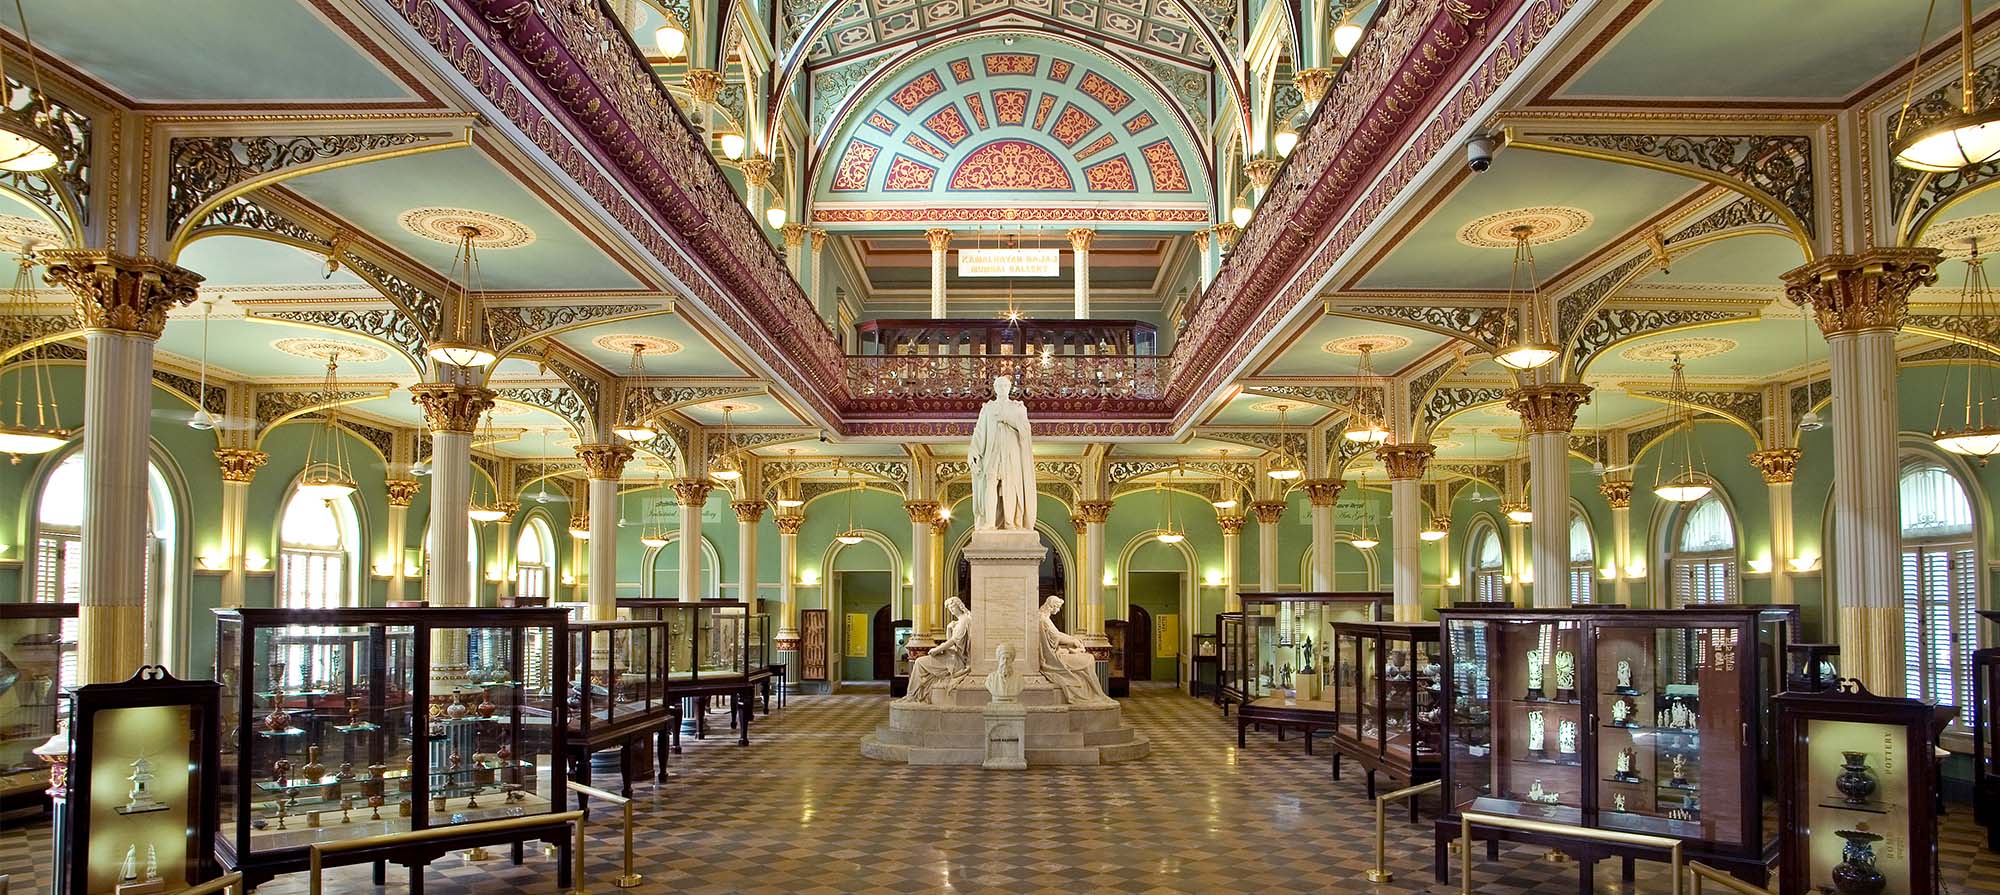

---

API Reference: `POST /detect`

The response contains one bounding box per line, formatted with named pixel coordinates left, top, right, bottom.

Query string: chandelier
left=1350, top=474, right=1379, bottom=550
left=652, top=9, right=688, bottom=59
left=467, top=408, right=508, bottom=522
left=1652, top=352, right=1714, bottom=502
left=426, top=225, right=497, bottom=369
left=1494, top=224, right=1559, bottom=371
left=836, top=463, right=865, bottom=545
left=1893, top=0, right=2000, bottom=172
left=1154, top=469, right=1186, bottom=544
left=298, top=354, right=357, bottom=500
left=0, top=0, right=60, bottom=173
left=1344, top=343, right=1391, bottom=443
left=0, top=246, right=67, bottom=456
left=1420, top=482, right=1450, bottom=541
left=1266, top=405, right=1304, bottom=480
left=1933, top=240, right=2000, bottom=459
left=709, top=404, right=743, bottom=481
left=613, top=342, right=659, bottom=441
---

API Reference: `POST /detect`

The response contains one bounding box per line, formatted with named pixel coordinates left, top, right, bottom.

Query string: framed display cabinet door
left=1775, top=681, right=1947, bottom=895
left=63, top=666, right=222, bottom=895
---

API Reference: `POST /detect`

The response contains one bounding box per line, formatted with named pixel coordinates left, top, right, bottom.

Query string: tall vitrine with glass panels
left=1228, top=592, right=1390, bottom=703
left=0, top=601, right=75, bottom=813
left=1435, top=606, right=1783, bottom=886
left=1328, top=621, right=1443, bottom=802
left=213, top=608, right=572, bottom=889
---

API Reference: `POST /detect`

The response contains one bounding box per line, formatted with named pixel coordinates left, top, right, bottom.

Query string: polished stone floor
left=5, top=683, right=1999, bottom=893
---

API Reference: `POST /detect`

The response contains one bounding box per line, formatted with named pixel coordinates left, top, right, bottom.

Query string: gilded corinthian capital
left=1505, top=384, right=1593, bottom=435
left=408, top=383, right=496, bottom=435
left=39, top=250, right=204, bottom=338
left=1780, top=247, right=1941, bottom=336
left=574, top=442, right=634, bottom=480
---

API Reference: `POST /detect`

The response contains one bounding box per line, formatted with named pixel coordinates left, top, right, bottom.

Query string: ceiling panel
left=1259, top=316, right=1452, bottom=376
left=157, top=316, right=418, bottom=379
left=554, top=315, right=748, bottom=378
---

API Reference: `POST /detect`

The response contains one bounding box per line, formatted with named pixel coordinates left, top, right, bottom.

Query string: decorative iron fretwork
left=1243, top=384, right=1381, bottom=415
left=1787, top=378, right=1832, bottom=425
left=1421, top=386, right=1508, bottom=434
left=184, top=193, right=326, bottom=248
left=1201, top=429, right=1309, bottom=461
left=342, top=417, right=396, bottom=461
left=1111, top=479, right=1224, bottom=503
left=255, top=308, right=427, bottom=372
left=1625, top=418, right=1687, bottom=462
left=149, top=368, right=226, bottom=416
left=164, top=134, right=430, bottom=240
left=1905, top=341, right=1998, bottom=364
left=1105, top=460, right=1255, bottom=488
left=339, top=253, right=440, bottom=342
left=1666, top=195, right=1783, bottom=246
left=1567, top=307, right=1753, bottom=376
left=515, top=459, right=584, bottom=484
left=1908, top=312, right=2000, bottom=353
left=1539, top=133, right=1815, bottom=238
left=705, top=429, right=812, bottom=459
left=0, top=75, right=89, bottom=237
left=1406, top=359, right=1457, bottom=431
left=934, top=460, right=970, bottom=483
left=1035, top=460, right=1082, bottom=484
left=1433, top=462, right=1507, bottom=491
left=1335, top=304, right=1512, bottom=348
left=1555, top=255, right=1652, bottom=352
left=762, top=458, right=909, bottom=487
left=494, top=385, right=591, bottom=437
left=1333, top=435, right=1378, bottom=474
left=254, top=388, right=380, bottom=428
left=470, top=452, right=500, bottom=485
left=1781, top=249, right=1942, bottom=336
left=1631, top=387, right=1764, bottom=437
left=483, top=303, right=656, bottom=351
left=539, top=353, right=604, bottom=432
left=623, top=384, right=765, bottom=422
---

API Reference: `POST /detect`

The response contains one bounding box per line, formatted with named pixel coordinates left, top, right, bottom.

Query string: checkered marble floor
left=5, top=683, right=1998, bottom=893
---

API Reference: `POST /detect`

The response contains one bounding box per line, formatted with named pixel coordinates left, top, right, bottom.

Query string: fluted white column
left=383, top=479, right=418, bottom=603
left=1752, top=450, right=1802, bottom=604
left=1303, top=481, right=1340, bottom=591
left=1601, top=481, right=1633, bottom=605
left=215, top=450, right=269, bottom=608
left=674, top=481, right=712, bottom=602
left=926, top=228, right=951, bottom=318
left=735, top=500, right=765, bottom=610
left=1508, top=384, right=1591, bottom=608
left=1069, top=228, right=1094, bottom=319
left=1252, top=501, right=1285, bottom=592
left=1219, top=515, right=1244, bottom=611
left=905, top=500, right=937, bottom=649
left=775, top=514, right=803, bottom=650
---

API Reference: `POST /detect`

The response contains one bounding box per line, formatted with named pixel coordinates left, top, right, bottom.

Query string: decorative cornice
left=1376, top=443, right=1436, bottom=481
left=407, top=383, right=496, bottom=435
left=39, top=251, right=203, bottom=338
left=574, top=442, right=634, bottom=480
left=384, top=478, right=423, bottom=507
left=1505, top=383, right=1593, bottom=435
left=1748, top=448, right=1802, bottom=484
left=214, top=448, right=268, bottom=484
left=775, top=513, right=805, bottom=535
left=1780, top=248, right=1941, bottom=336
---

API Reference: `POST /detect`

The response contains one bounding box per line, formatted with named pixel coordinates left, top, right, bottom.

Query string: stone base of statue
left=861, top=530, right=1148, bottom=766
left=982, top=702, right=1027, bottom=769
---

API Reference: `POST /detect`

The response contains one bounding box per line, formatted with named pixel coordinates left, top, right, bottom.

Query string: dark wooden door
left=1127, top=605, right=1153, bottom=681
left=871, top=605, right=894, bottom=679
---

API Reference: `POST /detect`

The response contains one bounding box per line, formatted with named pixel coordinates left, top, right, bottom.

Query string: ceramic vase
left=1830, top=830, right=1886, bottom=895
left=1835, top=751, right=1876, bottom=805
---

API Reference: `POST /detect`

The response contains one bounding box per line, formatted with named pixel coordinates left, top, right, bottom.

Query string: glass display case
left=61, top=666, right=221, bottom=895
left=1231, top=593, right=1389, bottom=703
left=213, top=607, right=571, bottom=888
left=1328, top=621, right=1443, bottom=797
left=1436, top=606, right=1785, bottom=884
left=0, top=601, right=75, bottom=813
left=618, top=600, right=769, bottom=683
left=1786, top=643, right=1840, bottom=694
left=1775, top=682, right=1947, bottom=895
left=1975, top=646, right=2000, bottom=852
left=1215, top=612, right=1243, bottom=711
left=1105, top=619, right=1129, bottom=698
left=1190, top=634, right=1220, bottom=699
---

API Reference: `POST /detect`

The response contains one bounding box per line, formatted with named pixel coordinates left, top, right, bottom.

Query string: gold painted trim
left=1502, top=126, right=1815, bottom=260
left=1687, top=861, right=1770, bottom=895
left=166, top=871, right=244, bottom=895
left=1624, top=390, right=1765, bottom=446
left=241, top=313, right=426, bottom=376
left=482, top=305, right=678, bottom=385
left=1571, top=313, right=1763, bottom=382
left=252, top=386, right=396, bottom=448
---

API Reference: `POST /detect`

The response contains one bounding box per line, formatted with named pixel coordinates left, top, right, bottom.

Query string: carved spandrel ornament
left=39, top=250, right=204, bottom=338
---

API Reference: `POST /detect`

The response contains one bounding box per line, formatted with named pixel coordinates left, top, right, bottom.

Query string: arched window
left=33, top=452, right=177, bottom=676
left=1899, top=460, right=1980, bottom=708
left=1668, top=493, right=1737, bottom=606
left=1569, top=512, right=1596, bottom=604
left=278, top=486, right=359, bottom=608
left=515, top=516, right=555, bottom=602
left=1468, top=522, right=1505, bottom=603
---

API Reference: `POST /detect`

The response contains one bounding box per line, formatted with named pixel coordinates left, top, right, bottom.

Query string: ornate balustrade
left=844, top=351, right=1171, bottom=415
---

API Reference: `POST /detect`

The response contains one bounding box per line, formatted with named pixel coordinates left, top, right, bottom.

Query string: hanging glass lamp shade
left=1935, top=427, right=2000, bottom=458
left=1894, top=110, right=2000, bottom=172
left=426, top=340, right=496, bottom=368
left=0, top=123, right=58, bottom=173
left=0, top=424, right=66, bottom=454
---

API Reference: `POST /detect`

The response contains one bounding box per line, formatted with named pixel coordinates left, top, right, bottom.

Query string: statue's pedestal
left=860, top=528, right=1148, bottom=767
left=982, top=702, right=1027, bottom=770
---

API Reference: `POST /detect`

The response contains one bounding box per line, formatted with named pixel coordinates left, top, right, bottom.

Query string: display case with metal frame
left=1229, top=592, right=1390, bottom=703
left=1215, top=611, right=1244, bottom=713
left=1433, top=606, right=1787, bottom=887
left=212, top=607, right=572, bottom=890
left=617, top=600, right=769, bottom=745
left=0, top=601, right=75, bottom=814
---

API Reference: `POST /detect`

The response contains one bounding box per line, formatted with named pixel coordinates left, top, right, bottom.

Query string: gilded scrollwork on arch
left=1625, top=418, right=1686, bottom=463
left=1787, top=378, right=1831, bottom=427
left=1242, top=383, right=1381, bottom=417
left=1333, top=304, right=1512, bottom=349
left=1420, top=386, right=1507, bottom=436
left=622, top=384, right=766, bottom=423
left=482, top=303, right=659, bottom=353
left=1199, top=428, right=1309, bottom=462
left=1906, top=312, right=2000, bottom=355
left=538, top=352, right=605, bottom=431
left=1666, top=195, right=1785, bottom=247
left=340, top=418, right=397, bottom=462
left=1534, top=132, right=1816, bottom=240
left=180, top=192, right=328, bottom=250
left=0, top=310, right=83, bottom=362
left=1554, top=254, right=1652, bottom=354
left=1628, top=387, right=1764, bottom=438
left=339, top=252, right=441, bottom=340
left=1905, top=340, right=2000, bottom=364
left=253, top=387, right=386, bottom=430
left=493, top=385, right=591, bottom=437
left=253, top=308, right=429, bottom=372
left=1111, top=478, right=1224, bottom=503
left=164, top=133, right=435, bottom=247
left=705, top=429, right=815, bottom=459
left=0, top=74, right=89, bottom=241
left=1567, top=307, right=1754, bottom=377
left=1332, top=435, right=1378, bottom=475
left=150, top=368, right=227, bottom=417
left=1406, top=359, right=1457, bottom=431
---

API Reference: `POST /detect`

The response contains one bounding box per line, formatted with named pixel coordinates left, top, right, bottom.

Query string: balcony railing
left=844, top=351, right=1172, bottom=411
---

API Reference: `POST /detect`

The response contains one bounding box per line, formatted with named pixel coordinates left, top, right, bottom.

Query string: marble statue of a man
left=968, top=375, right=1037, bottom=531
left=901, top=597, right=972, bottom=703
left=1038, top=596, right=1114, bottom=706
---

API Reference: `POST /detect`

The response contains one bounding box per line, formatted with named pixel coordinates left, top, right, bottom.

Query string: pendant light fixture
left=0, top=246, right=67, bottom=456
left=426, top=224, right=498, bottom=369
left=1933, top=240, right=2000, bottom=459
left=298, top=353, right=358, bottom=501
left=1153, top=475, right=1185, bottom=544
left=467, top=409, right=508, bottom=522
left=640, top=474, right=671, bottom=548
left=0, top=0, right=62, bottom=174
left=1795, top=311, right=1825, bottom=432
left=1230, top=186, right=1254, bottom=229
left=1266, top=404, right=1304, bottom=480
left=531, top=429, right=557, bottom=503
left=764, top=186, right=788, bottom=230
left=1343, top=342, right=1391, bottom=444
left=1494, top=224, right=1559, bottom=371
left=1893, top=0, right=2000, bottom=172
left=409, top=417, right=433, bottom=478
left=1211, top=450, right=1240, bottom=510
left=1652, top=352, right=1714, bottom=502
left=716, top=130, right=747, bottom=161
left=187, top=298, right=218, bottom=430
left=613, top=341, right=659, bottom=441
left=709, top=404, right=743, bottom=481
left=1350, top=474, right=1380, bottom=550
left=836, top=463, right=866, bottom=545
left=1419, top=480, right=1450, bottom=541
left=653, top=9, right=689, bottom=59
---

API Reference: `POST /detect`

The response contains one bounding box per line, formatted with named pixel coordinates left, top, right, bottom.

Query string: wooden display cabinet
left=1434, top=606, right=1788, bottom=887
left=0, top=601, right=75, bottom=814
left=1775, top=681, right=1948, bottom=895
left=1327, top=621, right=1443, bottom=810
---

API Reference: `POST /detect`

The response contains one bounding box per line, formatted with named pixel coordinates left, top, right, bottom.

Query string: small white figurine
left=1557, top=719, right=1578, bottom=755
left=125, top=756, right=164, bottom=813
left=1527, top=709, right=1546, bottom=753
left=1615, top=747, right=1636, bottom=777
left=120, top=845, right=138, bottom=882
left=1670, top=752, right=1689, bottom=785
left=1610, top=698, right=1631, bottom=726
left=1553, top=651, right=1576, bottom=692
left=1613, top=794, right=1627, bottom=812
left=1524, top=650, right=1544, bottom=694
left=1666, top=699, right=1696, bottom=730
left=1615, top=659, right=1634, bottom=692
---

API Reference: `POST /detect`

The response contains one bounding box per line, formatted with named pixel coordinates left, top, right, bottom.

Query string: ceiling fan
left=156, top=298, right=256, bottom=431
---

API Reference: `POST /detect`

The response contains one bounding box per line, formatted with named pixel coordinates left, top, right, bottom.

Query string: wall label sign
left=958, top=248, right=1061, bottom=277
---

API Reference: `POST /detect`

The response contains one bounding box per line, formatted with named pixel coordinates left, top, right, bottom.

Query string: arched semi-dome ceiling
left=812, top=34, right=1211, bottom=226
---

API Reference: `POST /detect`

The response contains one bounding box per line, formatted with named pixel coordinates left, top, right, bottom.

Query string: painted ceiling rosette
left=811, top=33, right=1211, bottom=225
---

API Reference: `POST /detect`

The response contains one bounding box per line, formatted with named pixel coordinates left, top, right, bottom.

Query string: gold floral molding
left=1598, top=479, right=1633, bottom=509
left=1781, top=248, right=1941, bottom=336
left=408, top=383, right=497, bottom=435
left=384, top=479, right=422, bottom=507
left=1377, top=443, right=1436, bottom=481
left=574, top=442, right=635, bottom=480
left=1505, top=383, right=1593, bottom=435
left=39, top=250, right=204, bottom=338
left=214, top=448, right=269, bottom=484
left=1748, top=448, right=1801, bottom=484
